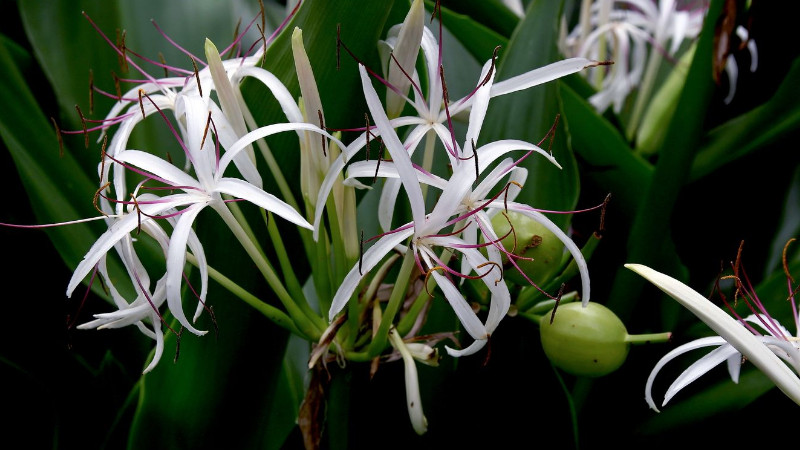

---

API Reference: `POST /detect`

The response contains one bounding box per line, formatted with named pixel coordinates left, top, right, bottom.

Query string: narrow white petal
left=359, top=64, right=427, bottom=230
left=328, top=228, right=414, bottom=321
left=114, top=150, right=201, bottom=189
left=663, top=344, right=740, bottom=406
left=502, top=202, right=591, bottom=305
left=215, top=177, right=312, bottom=230
left=644, top=336, right=729, bottom=412
left=221, top=122, right=346, bottom=178
left=67, top=196, right=195, bottom=297
left=489, top=58, right=596, bottom=99
left=627, top=263, right=800, bottom=407
left=166, top=203, right=208, bottom=336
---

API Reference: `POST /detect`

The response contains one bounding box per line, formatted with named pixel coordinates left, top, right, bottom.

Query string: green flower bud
left=490, top=211, right=564, bottom=287
left=539, top=302, right=629, bottom=377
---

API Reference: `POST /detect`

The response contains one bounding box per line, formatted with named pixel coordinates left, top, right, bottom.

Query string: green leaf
left=606, top=0, right=724, bottom=321
left=559, top=81, right=653, bottom=217
left=438, top=0, right=520, bottom=38
left=482, top=0, right=579, bottom=229
left=691, top=56, right=800, bottom=181
left=0, top=33, right=133, bottom=301
left=424, top=1, right=509, bottom=64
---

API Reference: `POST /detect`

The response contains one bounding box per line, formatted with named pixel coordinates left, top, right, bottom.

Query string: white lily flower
left=67, top=90, right=336, bottom=337
left=343, top=60, right=592, bottom=307
left=561, top=0, right=705, bottom=114
left=313, top=16, right=599, bottom=238
left=625, top=263, right=800, bottom=411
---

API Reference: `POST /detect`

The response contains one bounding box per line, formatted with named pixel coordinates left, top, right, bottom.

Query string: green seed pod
left=490, top=211, right=564, bottom=287
left=539, top=302, right=629, bottom=377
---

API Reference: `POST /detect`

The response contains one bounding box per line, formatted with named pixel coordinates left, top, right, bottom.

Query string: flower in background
left=626, top=241, right=800, bottom=410
left=560, top=0, right=705, bottom=114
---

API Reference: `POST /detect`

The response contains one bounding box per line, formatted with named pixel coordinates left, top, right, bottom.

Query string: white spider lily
left=343, top=59, right=592, bottom=307
left=561, top=0, right=704, bottom=114
left=78, top=195, right=207, bottom=373
left=625, top=263, right=800, bottom=411
left=313, top=16, right=598, bottom=238
left=67, top=90, right=338, bottom=337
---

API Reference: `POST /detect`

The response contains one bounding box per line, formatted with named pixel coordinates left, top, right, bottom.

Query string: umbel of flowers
left=4, top=0, right=672, bottom=438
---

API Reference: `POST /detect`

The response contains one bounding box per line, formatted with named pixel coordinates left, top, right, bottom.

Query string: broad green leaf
left=482, top=0, right=579, bottom=229
left=424, top=1, right=509, bottom=64
left=606, top=0, right=723, bottom=321
left=559, top=82, right=653, bottom=217
left=439, top=0, right=520, bottom=38
left=0, top=34, right=131, bottom=301
left=691, top=56, right=800, bottom=181
left=243, top=0, right=396, bottom=205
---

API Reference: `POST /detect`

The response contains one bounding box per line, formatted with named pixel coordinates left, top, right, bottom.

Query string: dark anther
left=111, top=71, right=122, bottom=101
left=88, top=69, right=95, bottom=114
left=130, top=194, right=143, bottom=235
left=158, top=52, right=168, bottom=77
left=471, top=139, right=479, bottom=180
left=481, top=46, right=501, bottom=87
left=99, top=134, right=108, bottom=182
left=439, top=66, right=458, bottom=154
left=598, top=193, right=611, bottom=235
left=256, top=23, right=267, bottom=66
left=226, top=18, right=242, bottom=59
left=336, top=24, right=342, bottom=70
left=75, top=105, right=88, bottom=149
left=431, top=0, right=441, bottom=23
left=173, top=327, right=183, bottom=364
left=116, top=29, right=128, bottom=72
left=548, top=283, right=566, bottom=324
left=503, top=181, right=523, bottom=212
left=138, top=89, right=146, bottom=119
left=318, top=110, right=327, bottom=157
left=201, top=111, right=212, bottom=150
left=373, top=139, right=386, bottom=184
left=192, top=58, right=203, bottom=97
left=51, top=117, right=64, bottom=157
left=93, top=181, right=111, bottom=217
left=365, top=113, right=372, bottom=161
left=209, top=305, right=219, bottom=340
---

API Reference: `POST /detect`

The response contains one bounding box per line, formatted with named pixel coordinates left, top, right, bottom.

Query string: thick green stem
left=625, top=332, right=672, bottom=345
left=265, top=210, right=326, bottom=330
left=419, top=128, right=437, bottom=202
left=366, top=249, right=416, bottom=357
left=186, top=252, right=304, bottom=338
left=212, top=201, right=322, bottom=339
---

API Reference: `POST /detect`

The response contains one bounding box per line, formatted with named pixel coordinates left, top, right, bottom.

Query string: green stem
left=212, top=201, right=322, bottom=340
left=625, top=332, right=672, bottom=345
left=186, top=252, right=304, bottom=338
left=265, top=210, right=326, bottom=330
left=366, top=249, right=416, bottom=357
left=627, top=43, right=663, bottom=142
left=420, top=128, right=436, bottom=202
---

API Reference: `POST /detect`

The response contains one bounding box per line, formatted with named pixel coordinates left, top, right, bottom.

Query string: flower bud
left=490, top=211, right=564, bottom=287
left=539, top=302, right=629, bottom=377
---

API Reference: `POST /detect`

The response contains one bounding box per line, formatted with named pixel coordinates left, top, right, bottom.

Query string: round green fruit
left=490, top=211, right=564, bottom=287
left=539, top=302, right=629, bottom=377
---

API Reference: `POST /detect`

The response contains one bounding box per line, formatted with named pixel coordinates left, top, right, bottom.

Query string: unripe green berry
left=490, top=211, right=564, bottom=287
left=539, top=302, right=629, bottom=377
